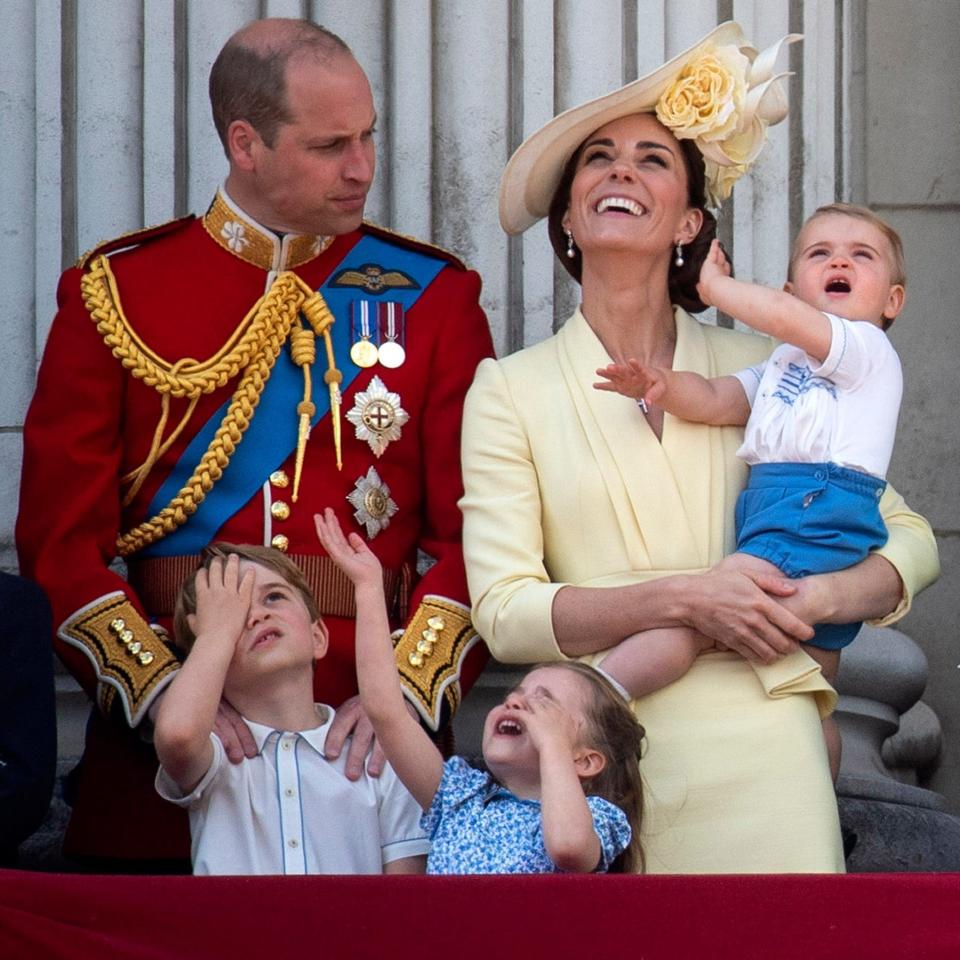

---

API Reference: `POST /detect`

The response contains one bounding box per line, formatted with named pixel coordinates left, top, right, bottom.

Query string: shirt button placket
left=277, top=733, right=306, bottom=874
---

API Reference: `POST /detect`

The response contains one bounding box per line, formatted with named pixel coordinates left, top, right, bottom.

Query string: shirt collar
left=245, top=704, right=334, bottom=757
left=202, top=187, right=333, bottom=272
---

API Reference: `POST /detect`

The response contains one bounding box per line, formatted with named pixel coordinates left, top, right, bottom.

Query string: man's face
left=248, top=53, right=376, bottom=236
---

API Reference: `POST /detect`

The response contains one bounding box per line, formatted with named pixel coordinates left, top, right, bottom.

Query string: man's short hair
left=209, top=19, right=351, bottom=158
left=173, top=543, right=321, bottom=655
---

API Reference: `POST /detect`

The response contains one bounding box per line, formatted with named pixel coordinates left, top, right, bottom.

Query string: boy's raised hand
left=594, top=359, right=668, bottom=407
left=314, top=508, right=382, bottom=588
left=189, top=554, right=254, bottom=648
left=696, top=237, right=732, bottom=307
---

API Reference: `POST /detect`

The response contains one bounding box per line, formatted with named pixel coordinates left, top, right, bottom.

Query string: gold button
left=139, top=651, right=155, bottom=666
left=128, top=641, right=142, bottom=655
left=427, top=616, right=446, bottom=632
left=271, top=501, right=291, bottom=521
left=270, top=470, right=289, bottom=488
left=110, top=618, right=126, bottom=633
left=421, top=628, right=439, bottom=644
left=120, top=629, right=134, bottom=643
left=271, top=534, right=290, bottom=553
left=408, top=652, right=423, bottom=668
left=416, top=639, right=432, bottom=656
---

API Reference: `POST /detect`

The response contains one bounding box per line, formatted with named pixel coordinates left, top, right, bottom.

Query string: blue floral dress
left=422, top=757, right=631, bottom=874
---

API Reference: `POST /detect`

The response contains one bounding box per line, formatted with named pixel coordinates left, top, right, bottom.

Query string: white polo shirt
left=156, top=706, right=430, bottom=875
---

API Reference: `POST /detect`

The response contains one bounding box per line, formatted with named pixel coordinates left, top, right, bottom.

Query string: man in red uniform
left=18, top=18, right=494, bottom=867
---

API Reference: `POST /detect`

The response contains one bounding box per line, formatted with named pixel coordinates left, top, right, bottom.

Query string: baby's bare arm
left=697, top=239, right=833, bottom=361
left=596, top=359, right=749, bottom=426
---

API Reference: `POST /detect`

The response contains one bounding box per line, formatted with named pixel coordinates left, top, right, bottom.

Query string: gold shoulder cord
left=81, top=255, right=342, bottom=557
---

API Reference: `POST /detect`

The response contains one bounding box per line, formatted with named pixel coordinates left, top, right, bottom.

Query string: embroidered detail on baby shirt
left=772, top=362, right=838, bottom=406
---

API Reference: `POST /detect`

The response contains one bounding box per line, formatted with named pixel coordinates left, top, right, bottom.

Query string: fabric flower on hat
left=655, top=47, right=749, bottom=143
left=703, top=160, right=748, bottom=208
left=656, top=33, right=801, bottom=207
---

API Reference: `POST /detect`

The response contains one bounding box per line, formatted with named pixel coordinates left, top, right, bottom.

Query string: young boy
left=154, top=543, right=429, bottom=875
left=594, top=203, right=909, bottom=775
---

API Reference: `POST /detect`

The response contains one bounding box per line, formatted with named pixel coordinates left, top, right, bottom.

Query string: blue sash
left=140, top=233, right=446, bottom=557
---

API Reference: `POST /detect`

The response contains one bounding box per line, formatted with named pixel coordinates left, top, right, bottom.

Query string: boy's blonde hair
left=173, top=543, right=320, bottom=654
left=789, top=202, right=906, bottom=290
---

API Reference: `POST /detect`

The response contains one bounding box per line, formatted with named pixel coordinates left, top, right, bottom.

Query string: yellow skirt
left=590, top=649, right=845, bottom=873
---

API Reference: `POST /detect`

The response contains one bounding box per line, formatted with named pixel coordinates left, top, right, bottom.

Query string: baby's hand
left=696, top=238, right=731, bottom=306
left=594, top=359, right=668, bottom=407
left=314, top=508, right=383, bottom=588
left=190, top=554, right=254, bottom=648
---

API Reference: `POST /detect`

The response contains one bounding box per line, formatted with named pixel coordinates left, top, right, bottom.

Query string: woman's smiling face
left=561, top=112, right=702, bottom=264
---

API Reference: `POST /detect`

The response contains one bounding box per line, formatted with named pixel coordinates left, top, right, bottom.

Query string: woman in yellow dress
left=460, top=22, right=938, bottom=873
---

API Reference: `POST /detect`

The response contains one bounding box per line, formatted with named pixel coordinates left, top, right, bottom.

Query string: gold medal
left=350, top=300, right=379, bottom=368
left=350, top=338, right=378, bottom=367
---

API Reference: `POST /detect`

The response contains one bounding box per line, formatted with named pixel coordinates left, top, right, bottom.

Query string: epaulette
left=76, top=215, right=197, bottom=270
left=361, top=220, right=470, bottom=271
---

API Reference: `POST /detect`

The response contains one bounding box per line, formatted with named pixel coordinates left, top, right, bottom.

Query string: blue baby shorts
left=735, top=461, right=888, bottom=650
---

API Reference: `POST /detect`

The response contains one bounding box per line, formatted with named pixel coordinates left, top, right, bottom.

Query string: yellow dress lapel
left=557, top=309, right=705, bottom=570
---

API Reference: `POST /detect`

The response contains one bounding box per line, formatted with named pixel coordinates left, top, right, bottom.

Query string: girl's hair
left=532, top=661, right=646, bottom=873
left=546, top=128, right=718, bottom=314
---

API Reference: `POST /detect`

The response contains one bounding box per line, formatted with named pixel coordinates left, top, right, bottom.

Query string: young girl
left=593, top=204, right=910, bottom=775
left=314, top=509, right=645, bottom=874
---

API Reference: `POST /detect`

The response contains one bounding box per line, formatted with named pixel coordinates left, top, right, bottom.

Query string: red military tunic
left=17, top=190, right=495, bottom=861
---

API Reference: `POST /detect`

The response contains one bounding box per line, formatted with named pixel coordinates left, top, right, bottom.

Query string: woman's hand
left=677, top=562, right=813, bottom=663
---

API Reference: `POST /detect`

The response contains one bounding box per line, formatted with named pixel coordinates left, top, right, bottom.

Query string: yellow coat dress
left=461, top=307, right=939, bottom=873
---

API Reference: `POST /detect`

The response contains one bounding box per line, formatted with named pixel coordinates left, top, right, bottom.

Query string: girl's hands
left=594, top=359, right=669, bottom=407
left=314, top=507, right=383, bottom=588
left=521, top=691, right=581, bottom=756
left=189, top=554, right=254, bottom=648
left=695, top=238, right=732, bottom=307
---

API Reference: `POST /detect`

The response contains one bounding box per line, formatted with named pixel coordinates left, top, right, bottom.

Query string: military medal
left=346, top=376, right=409, bottom=457
left=350, top=301, right=379, bottom=368
left=347, top=466, right=398, bottom=538
left=377, top=302, right=406, bottom=368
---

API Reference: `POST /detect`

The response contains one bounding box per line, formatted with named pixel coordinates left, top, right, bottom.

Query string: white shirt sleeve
left=732, top=362, right=766, bottom=405
left=811, top=312, right=898, bottom=390
left=155, top=732, right=224, bottom=807
left=374, top=761, right=431, bottom=865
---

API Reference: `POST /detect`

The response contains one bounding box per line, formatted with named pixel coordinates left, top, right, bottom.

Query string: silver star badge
left=346, top=376, right=409, bottom=457
left=347, top=466, right=398, bottom=539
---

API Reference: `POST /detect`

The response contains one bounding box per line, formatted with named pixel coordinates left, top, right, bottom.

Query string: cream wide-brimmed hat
left=499, top=21, right=800, bottom=235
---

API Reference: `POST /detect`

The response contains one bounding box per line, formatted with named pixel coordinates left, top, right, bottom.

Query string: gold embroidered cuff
left=59, top=592, right=180, bottom=727
left=394, top=596, right=480, bottom=731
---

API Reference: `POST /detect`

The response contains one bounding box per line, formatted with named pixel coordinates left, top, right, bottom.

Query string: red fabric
left=17, top=217, right=494, bottom=860
left=0, top=871, right=958, bottom=959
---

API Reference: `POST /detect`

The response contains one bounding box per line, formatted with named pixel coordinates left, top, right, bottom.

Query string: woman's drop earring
left=674, top=243, right=685, bottom=268
left=566, top=231, right=576, bottom=259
